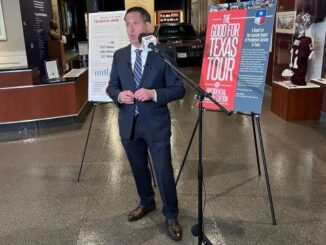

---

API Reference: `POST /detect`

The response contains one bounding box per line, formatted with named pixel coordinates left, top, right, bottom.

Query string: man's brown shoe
left=166, top=218, right=183, bottom=241
left=128, top=203, right=156, bottom=222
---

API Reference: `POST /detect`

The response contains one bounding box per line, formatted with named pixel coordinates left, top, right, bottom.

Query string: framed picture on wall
left=0, top=0, right=7, bottom=40
left=276, top=11, right=296, bottom=34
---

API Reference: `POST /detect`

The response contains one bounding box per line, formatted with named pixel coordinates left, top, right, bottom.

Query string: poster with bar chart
left=88, top=11, right=129, bottom=102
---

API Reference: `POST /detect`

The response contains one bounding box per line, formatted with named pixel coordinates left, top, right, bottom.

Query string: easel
left=77, top=102, right=156, bottom=187
left=77, top=102, right=97, bottom=182
left=175, top=109, right=276, bottom=225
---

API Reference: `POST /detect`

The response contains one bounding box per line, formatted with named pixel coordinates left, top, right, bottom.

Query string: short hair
left=125, top=6, right=151, bottom=23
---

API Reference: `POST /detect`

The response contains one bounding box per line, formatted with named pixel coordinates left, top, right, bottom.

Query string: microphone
left=138, top=33, right=158, bottom=52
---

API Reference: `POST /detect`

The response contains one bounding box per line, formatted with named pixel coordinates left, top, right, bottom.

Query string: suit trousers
left=121, top=115, right=179, bottom=219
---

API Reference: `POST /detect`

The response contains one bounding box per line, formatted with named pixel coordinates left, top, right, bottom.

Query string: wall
left=191, top=0, right=215, bottom=32
left=191, top=0, right=200, bottom=31
left=154, top=0, right=185, bottom=11
left=0, top=0, right=27, bottom=69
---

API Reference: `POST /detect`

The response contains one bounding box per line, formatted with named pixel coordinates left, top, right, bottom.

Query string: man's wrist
left=118, top=92, right=122, bottom=103
left=152, top=89, right=157, bottom=102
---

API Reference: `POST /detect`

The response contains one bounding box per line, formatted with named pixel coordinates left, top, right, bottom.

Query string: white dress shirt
left=118, top=44, right=157, bottom=103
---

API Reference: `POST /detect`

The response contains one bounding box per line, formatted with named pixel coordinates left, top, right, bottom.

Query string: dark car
left=154, top=23, right=204, bottom=66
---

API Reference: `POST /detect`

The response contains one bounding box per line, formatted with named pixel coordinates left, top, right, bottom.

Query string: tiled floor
left=0, top=68, right=326, bottom=244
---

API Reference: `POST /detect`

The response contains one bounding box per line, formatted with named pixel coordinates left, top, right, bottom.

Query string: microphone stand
left=151, top=46, right=232, bottom=244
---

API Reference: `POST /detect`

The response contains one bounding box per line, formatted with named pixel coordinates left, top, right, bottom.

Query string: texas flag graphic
left=255, top=9, right=267, bottom=25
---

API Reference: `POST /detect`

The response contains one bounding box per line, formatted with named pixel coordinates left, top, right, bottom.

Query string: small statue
left=282, top=12, right=314, bottom=86
left=48, top=19, right=61, bottom=41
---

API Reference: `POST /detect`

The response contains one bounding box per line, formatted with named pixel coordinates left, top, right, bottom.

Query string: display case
left=0, top=69, right=88, bottom=124
left=271, top=0, right=326, bottom=121
left=0, top=67, right=39, bottom=88
left=271, top=81, right=322, bottom=121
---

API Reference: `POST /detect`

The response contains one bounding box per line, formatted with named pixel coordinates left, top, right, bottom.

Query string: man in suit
left=107, top=7, right=185, bottom=241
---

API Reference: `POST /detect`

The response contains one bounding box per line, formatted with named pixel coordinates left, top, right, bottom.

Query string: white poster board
left=45, top=60, right=59, bottom=79
left=88, top=11, right=129, bottom=102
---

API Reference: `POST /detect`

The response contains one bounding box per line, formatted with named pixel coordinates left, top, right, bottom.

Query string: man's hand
left=119, top=90, right=135, bottom=104
left=134, top=88, right=155, bottom=102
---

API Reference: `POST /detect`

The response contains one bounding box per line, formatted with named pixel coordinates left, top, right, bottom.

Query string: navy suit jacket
left=108, top=44, right=185, bottom=140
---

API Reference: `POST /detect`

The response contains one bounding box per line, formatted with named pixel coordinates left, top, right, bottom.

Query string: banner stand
left=175, top=110, right=277, bottom=226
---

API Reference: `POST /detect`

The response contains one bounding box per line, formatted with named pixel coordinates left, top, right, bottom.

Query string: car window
left=158, top=25, right=197, bottom=38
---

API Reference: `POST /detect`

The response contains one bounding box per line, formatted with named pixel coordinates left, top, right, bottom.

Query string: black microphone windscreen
left=148, top=42, right=155, bottom=49
left=138, top=33, right=148, bottom=43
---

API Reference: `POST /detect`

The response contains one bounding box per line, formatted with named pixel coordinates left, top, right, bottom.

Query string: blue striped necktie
left=134, top=49, right=142, bottom=116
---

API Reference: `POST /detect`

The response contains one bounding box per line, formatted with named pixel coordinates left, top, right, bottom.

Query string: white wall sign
left=88, top=11, right=129, bottom=102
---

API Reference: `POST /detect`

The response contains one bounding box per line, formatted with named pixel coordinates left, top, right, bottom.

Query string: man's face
left=125, top=11, right=150, bottom=47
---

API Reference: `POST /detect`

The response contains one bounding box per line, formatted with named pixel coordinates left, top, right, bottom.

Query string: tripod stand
left=175, top=110, right=277, bottom=226
left=151, top=47, right=231, bottom=244
left=193, top=94, right=214, bottom=245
